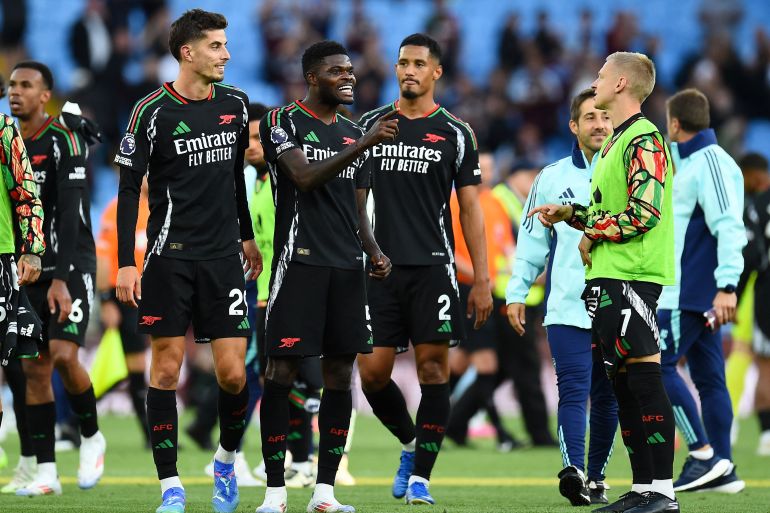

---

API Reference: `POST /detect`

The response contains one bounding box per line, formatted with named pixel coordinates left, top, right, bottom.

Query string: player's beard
left=320, top=86, right=353, bottom=106
left=401, top=88, right=420, bottom=100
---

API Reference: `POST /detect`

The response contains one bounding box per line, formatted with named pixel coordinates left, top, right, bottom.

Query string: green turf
left=1, top=413, right=768, bottom=512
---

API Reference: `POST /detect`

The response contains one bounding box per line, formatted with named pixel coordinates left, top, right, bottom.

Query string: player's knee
left=51, top=349, right=78, bottom=374
left=417, top=359, right=448, bottom=384
left=152, top=363, right=181, bottom=389
left=217, top=365, right=246, bottom=394
left=357, top=363, right=390, bottom=392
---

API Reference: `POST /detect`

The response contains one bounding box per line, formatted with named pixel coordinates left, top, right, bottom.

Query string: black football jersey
left=24, top=116, right=95, bottom=281
left=114, top=82, right=249, bottom=261
left=359, top=101, right=482, bottom=266
left=259, top=101, right=370, bottom=271
left=743, top=190, right=770, bottom=335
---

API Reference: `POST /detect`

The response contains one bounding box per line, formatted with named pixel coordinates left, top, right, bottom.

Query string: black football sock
left=6, top=359, right=34, bottom=456
left=363, top=380, right=416, bottom=445
left=27, top=402, right=56, bottom=464
left=316, top=388, right=352, bottom=486
left=759, top=409, right=770, bottom=432
left=414, top=383, right=450, bottom=480
left=627, top=362, right=675, bottom=481
left=613, top=372, right=653, bottom=486
left=260, top=379, right=291, bottom=487
left=218, top=385, right=249, bottom=452
left=67, top=385, right=99, bottom=437
left=128, top=372, right=149, bottom=443
left=146, top=387, right=178, bottom=479
left=287, top=396, right=312, bottom=463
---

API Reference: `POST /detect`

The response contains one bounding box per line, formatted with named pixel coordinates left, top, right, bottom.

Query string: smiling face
left=396, top=45, right=442, bottom=100
left=570, top=96, right=612, bottom=152
left=182, top=28, right=230, bottom=83
left=8, top=68, right=50, bottom=121
left=310, top=54, right=356, bottom=106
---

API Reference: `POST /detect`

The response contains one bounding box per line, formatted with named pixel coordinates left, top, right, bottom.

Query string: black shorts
left=582, top=278, right=662, bottom=378
left=368, top=264, right=464, bottom=351
left=265, top=262, right=371, bottom=357
left=139, top=254, right=250, bottom=342
left=117, top=300, right=146, bottom=354
left=0, top=255, right=43, bottom=364
left=27, top=271, right=94, bottom=347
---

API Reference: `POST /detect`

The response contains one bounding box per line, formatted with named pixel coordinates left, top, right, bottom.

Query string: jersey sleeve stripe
left=128, top=88, right=164, bottom=134
left=358, top=102, right=396, bottom=129
left=50, top=124, right=79, bottom=156
left=441, top=109, right=478, bottom=150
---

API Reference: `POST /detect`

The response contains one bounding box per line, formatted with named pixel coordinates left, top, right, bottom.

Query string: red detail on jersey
left=140, top=316, right=163, bottom=326
left=342, top=137, right=356, bottom=145
left=422, top=133, right=446, bottom=143
left=279, top=337, right=301, bottom=348
left=30, top=155, right=48, bottom=166
left=219, top=114, right=237, bottom=125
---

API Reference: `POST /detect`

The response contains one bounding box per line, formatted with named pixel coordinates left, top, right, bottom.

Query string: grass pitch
left=1, top=413, right=769, bottom=512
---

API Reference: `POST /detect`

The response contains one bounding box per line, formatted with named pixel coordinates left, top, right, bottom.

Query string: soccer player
left=256, top=40, right=395, bottom=513
left=529, top=52, right=679, bottom=513
left=0, top=99, right=45, bottom=489
left=507, top=89, right=618, bottom=506
left=96, top=173, right=150, bottom=448
left=8, top=61, right=106, bottom=495
left=658, top=88, right=746, bottom=493
left=114, top=9, right=262, bottom=513
left=357, top=33, right=492, bottom=506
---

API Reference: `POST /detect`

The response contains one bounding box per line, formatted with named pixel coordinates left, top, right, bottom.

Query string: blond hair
left=607, top=52, right=656, bottom=102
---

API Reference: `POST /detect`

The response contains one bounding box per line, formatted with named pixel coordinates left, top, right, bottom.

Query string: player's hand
left=47, top=278, right=72, bottom=323
left=579, top=235, right=594, bottom=268
left=468, top=281, right=493, bottom=330
left=100, top=299, right=122, bottom=329
left=527, top=204, right=573, bottom=228
left=116, top=266, right=141, bottom=308
left=360, top=109, right=399, bottom=148
left=17, top=254, right=42, bottom=286
left=368, top=252, right=392, bottom=280
left=506, top=302, right=526, bottom=336
left=242, top=239, right=263, bottom=281
left=713, top=290, right=737, bottom=325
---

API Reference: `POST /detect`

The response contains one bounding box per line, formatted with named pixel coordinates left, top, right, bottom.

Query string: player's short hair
left=399, top=33, right=442, bottom=63
left=301, top=40, right=349, bottom=76
left=739, top=152, right=769, bottom=172
left=606, top=51, right=656, bottom=102
left=666, top=88, right=710, bottom=132
left=570, top=88, right=597, bottom=122
left=169, top=9, right=228, bottom=61
left=12, top=61, right=54, bottom=90
left=248, top=103, right=270, bottom=124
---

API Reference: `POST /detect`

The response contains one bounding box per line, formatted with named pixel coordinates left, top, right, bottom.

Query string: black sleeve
left=117, top=167, right=142, bottom=268
left=260, top=109, right=301, bottom=163
left=453, top=121, right=482, bottom=188
left=738, top=201, right=767, bottom=299
left=234, top=121, right=254, bottom=241
left=53, top=131, right=87, bottom=281
left=113, top=101, right=153, bottom=173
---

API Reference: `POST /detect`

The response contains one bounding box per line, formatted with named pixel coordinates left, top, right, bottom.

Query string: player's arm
left=356, top=188, right=391, bottom=280
left=507, top=171, right=551, bottom=335
left=701, top=162, right=747, bottom=324
left=273, top=111, right=398, bottom=192
left=457, top=184, right=493, bottom=329
left=572, top=133, right=669, bottom=242
left=116, top=167, right=142, bottom=307
left=0, top=117, right=44, bottom=285
left=234, top=120, right=262, bottom=280
left=737, top=203, right=765, bottom=300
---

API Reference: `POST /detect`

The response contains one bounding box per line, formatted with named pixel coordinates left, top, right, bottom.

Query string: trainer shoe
left=758, top=430, right=770, bottom=456
left=78, top=431, right=106, bottom=489
left=392, top=450, right=415, bottom=499
left=15, top=476, right=63, bottom=497
left=156, top=487, right=186, bottom=513
left=285, top=461, right=315, bottom=488
left=592, top=491, right=645, bottom=512
left=336, top=454, right=356, bottom=486
left=624, top=491, right=679, bottom=513
left=405, top=480, right=435, bottom=505
left=1, top=456, right=36, bottom=494
left=693, top=463, right=746, bottom=494
left=306, top=497, right=356, bottom=512
left=673, top=454, right=730, bottom=492
left=235, top=452, right=263, bottom=487
left=558, top=466, right=590, bottom=506
left=588, top=480, right=610, bottom=504
left=256, top=486, right=287, bottom=513
left=211, top=459, right=239, bottom=512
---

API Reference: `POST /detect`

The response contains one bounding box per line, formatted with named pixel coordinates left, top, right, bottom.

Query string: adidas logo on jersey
left=558, top=188, right=576, bottom=202
left=63, top=323, right=79, bottom=335
left=237, top=317, right=250, bottom=330
left=304, top=131, right=320, bottom=143
left=438, top=320, right=452, bottom=333
left=172, top=121, right=192, bottom=136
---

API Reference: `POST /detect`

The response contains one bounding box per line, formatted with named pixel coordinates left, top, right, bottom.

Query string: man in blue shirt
left=507, top=89, right=618, bottom=506
left=658, top=88, right=746, bottom=494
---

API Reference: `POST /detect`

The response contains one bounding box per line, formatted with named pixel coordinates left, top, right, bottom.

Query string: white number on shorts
left=438, top=294, right=451, bottom=321
left=620, top=308, right=632, bottom=337
left=68, top=299, right=84, bottom=323
left=229, top=289, right=246, bottom=316
left=0, top=297, right=6, bottom=323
